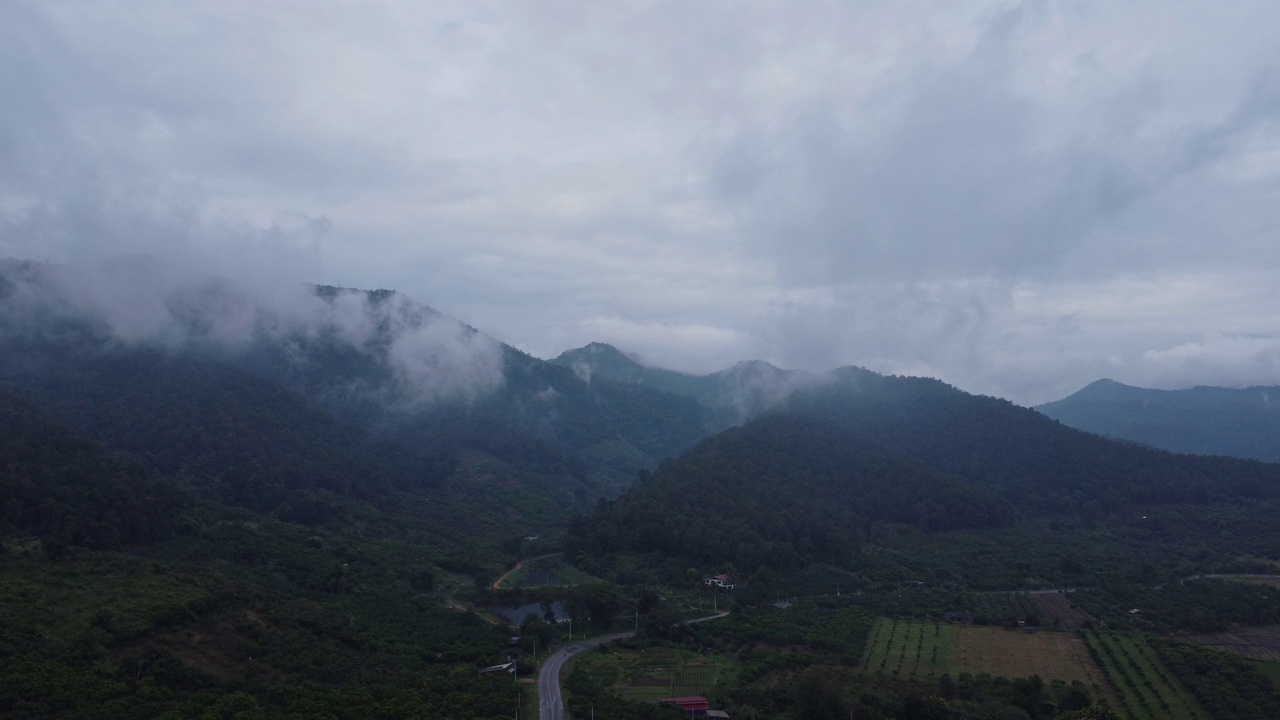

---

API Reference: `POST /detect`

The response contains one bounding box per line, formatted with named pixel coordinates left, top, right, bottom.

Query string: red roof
left=661, top=696, right=710, bottom=711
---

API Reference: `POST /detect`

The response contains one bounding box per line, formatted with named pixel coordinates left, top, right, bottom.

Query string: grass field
left=861, top=620, right=1109, bottom=690
left=951, top=625, right=1106, bottom=688
left=570, top=645, right=735, bottom=703
left=1084, top=631, right=1207, bottom=720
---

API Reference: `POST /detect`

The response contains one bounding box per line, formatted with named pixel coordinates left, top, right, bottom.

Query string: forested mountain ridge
left=567, top=369, right=1280, bottom=579
left=1038, top=378, right=1280, bottom=463
left=0, top=259, right=721, bottom=534
left=775, top=371, right=1280, bottom=513
left=567, top=412, right=1014, bottom=572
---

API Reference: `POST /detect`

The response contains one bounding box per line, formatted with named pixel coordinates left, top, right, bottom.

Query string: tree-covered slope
left=567, top=412, right=1013, bottom=572
left=780, top=370, right=1280, bottom=512
left=1037, top=378, right=1280, bottom=463
left=0, top=259, right=719, bottom=534
left=0, top=389, right=179, bottom=549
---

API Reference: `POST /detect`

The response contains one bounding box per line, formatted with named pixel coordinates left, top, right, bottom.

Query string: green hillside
left=567, top=412, right=1013, bottom=573
left=0, top=389, right=179, bottom=549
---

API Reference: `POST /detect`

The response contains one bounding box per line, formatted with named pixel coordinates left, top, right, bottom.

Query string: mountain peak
left=551, top=342, right=647, bottom=372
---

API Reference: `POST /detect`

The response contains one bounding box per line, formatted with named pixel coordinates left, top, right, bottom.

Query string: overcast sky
left=3, top=1, right=1279, bottom=405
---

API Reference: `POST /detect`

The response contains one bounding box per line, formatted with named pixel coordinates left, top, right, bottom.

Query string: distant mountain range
left=1038, top=379, right=1280, bottom=463
left=5, top=256, right=1278, bottom=561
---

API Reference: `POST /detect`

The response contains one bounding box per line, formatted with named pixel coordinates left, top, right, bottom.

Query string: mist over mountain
left=1038, top=379, right=1280, bottom=463
left=551, top=341, right=819, bottom=420
left=0, top=259, right=720, bottom=533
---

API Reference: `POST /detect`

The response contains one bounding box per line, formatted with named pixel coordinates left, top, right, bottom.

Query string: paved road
left=537, top=631, right=634, bottom=720
left=536, top=611, right=729, bottom=720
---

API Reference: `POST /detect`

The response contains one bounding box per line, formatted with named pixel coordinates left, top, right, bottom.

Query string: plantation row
left=1082, top=630, right=1203, bottom=720
left=862, top=619, right=953, bottom=677
left=1151, top=638, right=1280, bottom=720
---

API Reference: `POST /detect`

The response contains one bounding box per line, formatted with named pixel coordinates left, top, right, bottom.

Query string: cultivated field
left=861, top=619, right=955, bottom=678
left=951, top=625, right=1107, bottom=689
left=861, top=619, right=1108, bottom=690
left=1083, top=631, right=1207, bottom=720
left=1183, top=625, right=1280, bottom=663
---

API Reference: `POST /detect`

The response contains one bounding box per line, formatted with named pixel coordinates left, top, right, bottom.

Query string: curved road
left=537, top=631, right=634, bottom=720
left=536, top=611, right=728, bottom=720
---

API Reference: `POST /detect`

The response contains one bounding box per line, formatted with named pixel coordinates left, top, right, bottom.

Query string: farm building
left=661, top=696, right=710, bottom=713
left=704, top=574, right=735, bottom=589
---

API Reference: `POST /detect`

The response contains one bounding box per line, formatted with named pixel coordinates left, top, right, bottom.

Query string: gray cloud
left=2, top=1, right=1278, bottom=405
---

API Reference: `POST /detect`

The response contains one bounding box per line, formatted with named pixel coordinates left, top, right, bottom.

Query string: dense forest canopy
left=0, top=390, right=178, bottom=549
left=568, top=412, right=1014, bottom=572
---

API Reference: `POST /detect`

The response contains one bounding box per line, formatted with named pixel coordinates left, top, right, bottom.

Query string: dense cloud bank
left=2, top=2, right=1278, bottom=403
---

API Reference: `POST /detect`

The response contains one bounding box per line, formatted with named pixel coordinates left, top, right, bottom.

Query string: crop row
left=862, top=620, right=952, bottom=677
left=1083, top=631, right=1202, bottom=720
